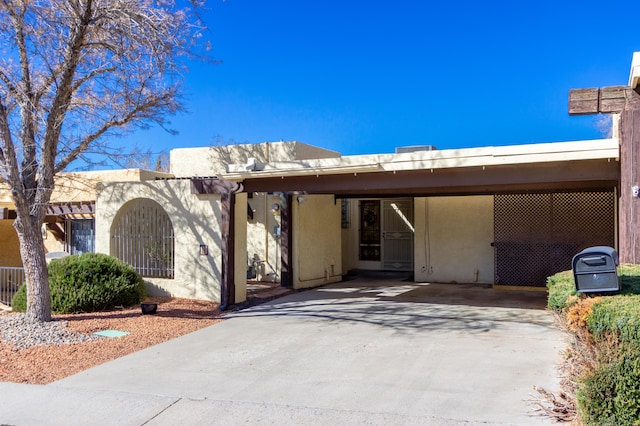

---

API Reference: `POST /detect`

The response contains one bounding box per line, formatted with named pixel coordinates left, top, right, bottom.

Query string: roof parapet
left=630, top=52, right=640, bottom=89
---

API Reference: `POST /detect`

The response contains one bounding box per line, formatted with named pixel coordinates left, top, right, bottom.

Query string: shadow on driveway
left=229, top=278, right=554, bottom=335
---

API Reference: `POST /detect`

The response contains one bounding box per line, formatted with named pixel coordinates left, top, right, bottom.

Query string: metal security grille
left=112, top=199, right=175, bottom=279
left=359, top=200, right=381, bottom=261
left=494, top=191, right=615, bottom=287
left=0, top=267, right=24, bottom=305
left=382, top=199, right=414, bottom=271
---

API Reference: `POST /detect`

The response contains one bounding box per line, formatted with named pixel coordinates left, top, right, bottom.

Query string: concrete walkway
left=0, top=279, right=565, bottom=425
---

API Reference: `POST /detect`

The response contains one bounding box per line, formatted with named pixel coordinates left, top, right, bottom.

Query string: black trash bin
left=572, top=246, right=620, bottom=293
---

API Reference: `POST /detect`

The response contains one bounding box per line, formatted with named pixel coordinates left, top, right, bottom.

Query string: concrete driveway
left=1, top=278, right=564, bottom=425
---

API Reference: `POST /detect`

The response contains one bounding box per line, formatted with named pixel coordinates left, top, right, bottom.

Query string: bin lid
left=573, top=246, right=619, bottom=268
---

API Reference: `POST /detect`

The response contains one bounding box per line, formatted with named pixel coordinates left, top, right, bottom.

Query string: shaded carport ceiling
left=239, top=158, right=619, bottom=197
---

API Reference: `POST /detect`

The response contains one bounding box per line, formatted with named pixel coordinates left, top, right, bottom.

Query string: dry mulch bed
left=0, top=297, right=223, bottom=384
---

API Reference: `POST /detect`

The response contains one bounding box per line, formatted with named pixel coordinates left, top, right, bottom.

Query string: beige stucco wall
left=292, top=194, right=342, bottom=289
left=0, top=221, right=66, bottom=267
left=0, top=221, right=22, bottom=267
left=246, top=193, right=285, bottom=282
left=170, top=141, right=341, bottom=178
left=341, top=228, right=353, bottom=273
left=0, top=169, right=173, bottom=206
left=96, top=179, right=235, bottom=302
left=414, top=196, right=494, bottom=284
left=341, top=200, right=355, bottom=273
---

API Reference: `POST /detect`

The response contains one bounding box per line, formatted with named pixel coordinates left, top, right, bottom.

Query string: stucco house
left=0, top=169, right=172, bottom=304
left=1, top=53, right=639, bottom=308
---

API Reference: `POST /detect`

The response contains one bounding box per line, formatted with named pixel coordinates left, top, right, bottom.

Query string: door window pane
left=359, top=200, right=381, bottom=261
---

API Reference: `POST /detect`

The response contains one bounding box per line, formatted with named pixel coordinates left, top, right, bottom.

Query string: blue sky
left=121, top=0, right=639, bottom=158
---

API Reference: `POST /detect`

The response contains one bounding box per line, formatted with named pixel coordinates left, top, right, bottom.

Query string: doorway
left=356, top=198, right=414, bottom=271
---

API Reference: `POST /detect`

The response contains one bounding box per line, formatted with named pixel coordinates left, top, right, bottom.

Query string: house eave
left=223, top=139, right=619, bottom=181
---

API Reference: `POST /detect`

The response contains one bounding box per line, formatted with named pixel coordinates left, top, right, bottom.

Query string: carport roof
left=219, top=139, right=619, bottom=197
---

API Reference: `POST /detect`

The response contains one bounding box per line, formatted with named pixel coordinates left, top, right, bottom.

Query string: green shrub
left=618, top=264, right=640, bottom=295
left=546, top=270, right=578, bottom=311
left=10, top=283, right=27, bottom=312
left=552, top=263, right=640, bottom=424
left=578, top=345, right=640, bottom=425
left=547, top=264, right=640, bottom=312
left=12, top=253, right=146, bottom=313
left=587, top=295, right=640, bottom=345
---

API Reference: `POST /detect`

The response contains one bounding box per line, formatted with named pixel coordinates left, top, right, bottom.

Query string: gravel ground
left=0, top=297, right=223, bottom=384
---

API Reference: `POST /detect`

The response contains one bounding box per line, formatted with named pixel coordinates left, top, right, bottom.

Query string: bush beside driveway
left=547, top=264, right=640, bottom=423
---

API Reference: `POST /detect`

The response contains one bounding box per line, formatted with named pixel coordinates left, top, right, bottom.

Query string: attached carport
left=195, top=139, right=620, bottom=306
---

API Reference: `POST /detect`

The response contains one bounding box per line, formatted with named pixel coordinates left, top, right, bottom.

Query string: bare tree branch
left=0, top=0, right=212, bottom=321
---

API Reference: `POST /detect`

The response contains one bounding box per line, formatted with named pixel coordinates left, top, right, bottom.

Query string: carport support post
left=569, top=85, right=640, bottom=263
left=619, top=89, right=640, bottom=264
left=220, top=191, right=236, bottom=308
left=280, top=193, right=294, bottom=288
left=190, top=178, right=243, bottom=310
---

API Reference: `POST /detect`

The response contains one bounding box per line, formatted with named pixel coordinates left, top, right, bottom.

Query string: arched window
left=111, top=199, right=174, bottom=279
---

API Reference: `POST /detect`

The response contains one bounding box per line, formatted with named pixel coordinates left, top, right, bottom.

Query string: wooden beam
left=190, top=178, right=243, bottom=195
left=569, top=86, right=631, bottom=115
left=242, top=160, right=619, bottom=196
left=46, top=202, right=95, bottom=216
left=0, top=208, right=17, bottom=220
left=618, top=89, right=640, bottom=263
left=569, top=88, right=599, bottom=115
left=45, top=222, right=66, bottom=241
left=191, top=178, right=245, bottom=308
left=600, top=86, right=630, bottom=113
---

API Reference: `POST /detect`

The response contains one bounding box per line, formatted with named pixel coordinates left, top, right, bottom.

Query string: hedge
left=12, top=253, right=146, bottom=313
left=547, top=263, right=640, bottom=424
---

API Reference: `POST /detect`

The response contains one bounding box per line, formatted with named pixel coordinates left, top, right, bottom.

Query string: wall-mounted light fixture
left=199, top=244, right=208, bottom=256
left=297, top=196, right=306, bottom=204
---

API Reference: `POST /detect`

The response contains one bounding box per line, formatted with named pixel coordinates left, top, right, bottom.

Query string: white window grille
left=111, top=199, right=174, bottom=279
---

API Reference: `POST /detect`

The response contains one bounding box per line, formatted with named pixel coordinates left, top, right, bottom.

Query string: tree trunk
left=14, top=218, right=52, bottom=322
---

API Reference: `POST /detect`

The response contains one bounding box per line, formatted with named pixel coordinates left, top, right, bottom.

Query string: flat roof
left=224, top=139, right=619, bottom=180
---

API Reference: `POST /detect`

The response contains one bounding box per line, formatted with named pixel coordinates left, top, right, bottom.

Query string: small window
left=359, top=200, right=381, bottom=261
left=66, top=218, right=95, bottom=254
left=111, top=199, right=174, bottom=279
left=341, top=199, right=350, bottom=229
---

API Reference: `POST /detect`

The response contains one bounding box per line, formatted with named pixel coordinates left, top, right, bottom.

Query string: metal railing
left=0, top=267, right=25, bottom=306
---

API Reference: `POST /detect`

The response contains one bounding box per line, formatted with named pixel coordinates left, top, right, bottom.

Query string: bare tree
left=0, top=0, right=208, bottom=321
left=111, top=145, right=171, bottom=172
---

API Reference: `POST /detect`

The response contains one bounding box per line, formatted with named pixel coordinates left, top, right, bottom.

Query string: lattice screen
left=494, top=191, right=615, bottom=287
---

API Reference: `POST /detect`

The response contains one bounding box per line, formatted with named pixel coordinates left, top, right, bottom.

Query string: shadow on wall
left=99, top=179, right=225, bottom=302
left=207, top=139, right=299, bottom=174
left=144, top=280, right=173, bottom=297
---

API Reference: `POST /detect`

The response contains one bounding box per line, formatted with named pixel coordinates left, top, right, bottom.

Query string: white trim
left=629, top=51, right=640, bottom=89
left=223, top=139, right=619, bottom=180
